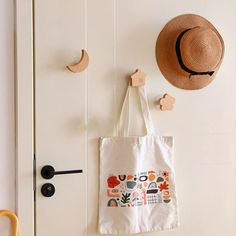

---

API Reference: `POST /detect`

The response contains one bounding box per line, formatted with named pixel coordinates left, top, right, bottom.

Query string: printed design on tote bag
left=106, top=170, right=171, bottom=207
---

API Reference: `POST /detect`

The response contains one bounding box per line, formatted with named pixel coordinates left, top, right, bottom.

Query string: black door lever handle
left=41, top=165, right=83, bottom=179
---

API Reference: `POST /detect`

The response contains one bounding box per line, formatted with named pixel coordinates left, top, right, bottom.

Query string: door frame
left=15, top=0, right=35, bottom=235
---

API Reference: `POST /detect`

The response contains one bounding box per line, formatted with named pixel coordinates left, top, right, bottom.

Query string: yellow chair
left=0, top=210, right=19, bottom=236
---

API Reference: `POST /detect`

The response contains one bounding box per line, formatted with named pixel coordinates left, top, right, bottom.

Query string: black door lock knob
left=41, top=183, right=55, bottom=197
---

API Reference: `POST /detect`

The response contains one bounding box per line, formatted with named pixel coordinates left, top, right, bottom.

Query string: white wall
left=0, top=0, right=236, bottom=236
left=0, top=0, right=15, bottom=235
left=35, top=1, right=236, bottom=236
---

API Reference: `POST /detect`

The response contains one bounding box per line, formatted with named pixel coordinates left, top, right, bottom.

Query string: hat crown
left=180, top=27, right=223, bottom=72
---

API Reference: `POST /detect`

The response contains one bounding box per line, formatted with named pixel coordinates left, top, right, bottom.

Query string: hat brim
left=156, top=14, right=225, bottom=90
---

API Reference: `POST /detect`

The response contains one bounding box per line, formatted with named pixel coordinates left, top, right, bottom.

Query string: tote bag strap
left=117, top=85, right=155, bottom=136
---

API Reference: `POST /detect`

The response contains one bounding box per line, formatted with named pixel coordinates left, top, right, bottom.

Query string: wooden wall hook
left=160, top=94, right=175, bottom=111
left=130, top=69, right=146, bottom=87
left=66, top=49, right=89, bottom=73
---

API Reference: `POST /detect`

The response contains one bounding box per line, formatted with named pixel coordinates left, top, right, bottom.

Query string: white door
left=34, top=1, right=236, bottom=236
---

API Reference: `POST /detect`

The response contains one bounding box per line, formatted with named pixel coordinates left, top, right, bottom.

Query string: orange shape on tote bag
left=107, top=176, right=120, bottom=188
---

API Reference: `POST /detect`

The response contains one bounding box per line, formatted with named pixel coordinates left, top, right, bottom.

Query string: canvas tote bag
left=99, top=85, right=179, bottom=234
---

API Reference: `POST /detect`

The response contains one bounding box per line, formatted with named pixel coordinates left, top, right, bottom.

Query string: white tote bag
left=99, top=85, right=179, bottom=234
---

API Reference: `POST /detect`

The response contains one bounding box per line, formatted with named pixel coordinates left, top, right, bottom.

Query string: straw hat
left=156, top=14, right=224, bottom=90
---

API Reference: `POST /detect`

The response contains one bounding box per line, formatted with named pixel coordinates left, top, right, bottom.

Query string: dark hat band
left=175, top=28, right=215, bottom=78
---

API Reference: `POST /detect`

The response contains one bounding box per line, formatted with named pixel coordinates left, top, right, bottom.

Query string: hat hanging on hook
left=156, top=14, right=225, bottom=90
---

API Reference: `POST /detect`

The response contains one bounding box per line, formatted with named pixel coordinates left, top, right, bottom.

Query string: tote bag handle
left=117, top=85, right=155, bottom=136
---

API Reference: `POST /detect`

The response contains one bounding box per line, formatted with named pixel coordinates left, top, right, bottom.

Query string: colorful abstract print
left=106, top=170, right=171, bottom=207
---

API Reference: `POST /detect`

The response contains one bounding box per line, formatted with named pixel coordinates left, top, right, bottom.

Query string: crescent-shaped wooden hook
left=66, top=49, right=89, bottom=73
left=0, top=210, right=19, bottom=236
